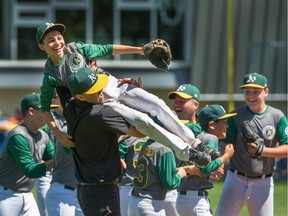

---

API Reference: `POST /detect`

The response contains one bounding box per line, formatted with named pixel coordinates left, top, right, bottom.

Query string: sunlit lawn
left=32, top=179, right=287, bottom=215
left=209, top=179, right=287, bottom=216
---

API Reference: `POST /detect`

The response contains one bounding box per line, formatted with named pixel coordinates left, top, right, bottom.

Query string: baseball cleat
left=188, top=148, right=211, bottom=168
left=194, top=143, right=221, bottom=160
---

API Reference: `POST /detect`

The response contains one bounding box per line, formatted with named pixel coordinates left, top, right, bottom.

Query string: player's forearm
left=261, top=145, right=288, bottom=158
left=42, top=111, right=58, bottom=131
left=219, top=152, right=231, bottom=164
left=112, top=45, right=144, bottom=55
left=42, top=111, right=62, bottom=139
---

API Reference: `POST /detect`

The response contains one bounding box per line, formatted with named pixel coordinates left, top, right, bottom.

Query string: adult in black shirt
left=63, top=67, right=136, bottom=216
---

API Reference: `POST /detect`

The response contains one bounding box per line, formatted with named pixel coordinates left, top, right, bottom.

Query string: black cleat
left=194, top=143, right=221, bottom=160
left=189, top=148, right=211, bottom=168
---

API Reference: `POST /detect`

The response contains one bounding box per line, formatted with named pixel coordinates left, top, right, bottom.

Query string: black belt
left=78, top=179, right=119, bottom=186
left=179, top=190, right=208, bottom=197
left=229, top=168, right=273, bottom=179
left=64, top=185, right=76, bottom=191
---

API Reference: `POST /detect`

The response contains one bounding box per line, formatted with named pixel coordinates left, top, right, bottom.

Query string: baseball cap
left=239, top=73, right=268, bottom=89
left=67, top=67, right=109, bottom=96
left=21, top=93, right=59, bottom=111
left=36, top=22, right=66, bottom=44
left=168, top=84, right=200, bottom=102
left=198, top=104, right=237, bottom=129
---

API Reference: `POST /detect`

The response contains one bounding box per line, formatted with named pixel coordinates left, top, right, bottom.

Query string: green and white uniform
left=216, top=105, right=288, bottom=216
left=128, top=139, right=182, bottom=216
left=0, top=125, right=54, bottom=216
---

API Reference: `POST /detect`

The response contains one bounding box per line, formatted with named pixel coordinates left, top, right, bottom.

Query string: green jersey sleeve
left=157, top=151, right=181, bottom=190
left=40, top=73, right=58, bottom=112
left=75, top=42, right=113, bottom=58
left=277, top=116, right=288, bottom=144
left=119, top=140, right=128, bottom=160
left=7, top=134, right=47, bottom=178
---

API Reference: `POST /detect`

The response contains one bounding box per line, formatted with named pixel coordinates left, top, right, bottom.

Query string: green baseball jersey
left=222, top=105, right=288, bottom=176
left=0, top=125, right=54, bottom=192
left=132, top=139, right=182, bottom=200
left=40, top=42, right=113, bottom=112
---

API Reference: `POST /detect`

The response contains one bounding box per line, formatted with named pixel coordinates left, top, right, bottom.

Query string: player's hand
left=176, top=167, right=187, bottom=179
left=120, top=159, right=127, bottom=169
left=118, top=134, right=130, bottom=143
left=183, top=165, right=203, bottom=177
left=88, top=58, right=97, bottom=72
left=118, top=77, right=143, bottom=89
left=210, top=165, right=225, bottom=180
left=56, top=131, right=75, bottom=148
left=224, top=144, right=234, bottom=159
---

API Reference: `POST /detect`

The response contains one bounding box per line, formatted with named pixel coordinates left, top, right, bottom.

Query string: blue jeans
left=77, top=184, right=121, bottom=216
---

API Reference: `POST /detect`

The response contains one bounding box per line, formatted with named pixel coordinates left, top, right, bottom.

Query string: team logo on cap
left=45, top=22, right=54, bottom=27
left=88, top=73, right=97, bottom=84
left=177, top=85, right=186, bottom=91
left=69, top=53, right=85, bottom=72
left=247, top=74, right=256, bottom=83
left=262, top=125, right=275, bottom=140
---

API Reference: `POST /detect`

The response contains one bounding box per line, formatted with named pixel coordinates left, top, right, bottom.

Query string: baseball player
left=64, top=67, right=142, bottom=215
left=164, top=84, right=224, bottom=216
left=215, top=73, right=288, bottom=216
left=45, top=93, right=83, bottom=216
left=119, top=136, right=149, bottom=216
left=128, top=138, right=187, bottom=216
left=176, top=104, right=235, bottom=216
left=36, top=22, right=215, bottom=167
left=0, top=93, right=55, bottom=216
left=164, top=84, right=203, bottom=216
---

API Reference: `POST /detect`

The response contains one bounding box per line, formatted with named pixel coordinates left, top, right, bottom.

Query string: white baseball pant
left=45, top=182, right=83, bottom=216
left=0, top=186, right=40, bottom=216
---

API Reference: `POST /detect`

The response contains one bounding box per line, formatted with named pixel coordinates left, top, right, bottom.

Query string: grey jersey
left=224, top=105, right=288, bottom=176
left=0, top=126, right=49, bottom=192
left=50, top=112, right=76, bottom=188
left=44, top=42, right=89, bottom=87
left=132, top=139, right=181, bottom=200
left=120, top=137, right=148, bottom=186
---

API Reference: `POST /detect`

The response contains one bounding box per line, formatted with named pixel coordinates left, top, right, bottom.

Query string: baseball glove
left=240, top=121, right=264, bottom=159
left=142, top=39, right=172, bottom=71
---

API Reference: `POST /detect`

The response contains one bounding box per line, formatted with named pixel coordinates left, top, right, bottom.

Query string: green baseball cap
left=36, top=22, right=66, bottom=44
left=198, top=104, right=237, bottom=129
left=21, top=93, right=59, bottom=111
left=67, top=67, right=109, bottom=96
left=239, top=73, right=268, bottom=89
left=168, top=84, right=200, bottom=101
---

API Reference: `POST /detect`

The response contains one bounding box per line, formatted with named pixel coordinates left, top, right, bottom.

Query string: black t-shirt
left=64, top=96, right=130, bottom=183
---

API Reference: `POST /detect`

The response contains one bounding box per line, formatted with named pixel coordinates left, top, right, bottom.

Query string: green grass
left=209, top=180, right=287, bottom=216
